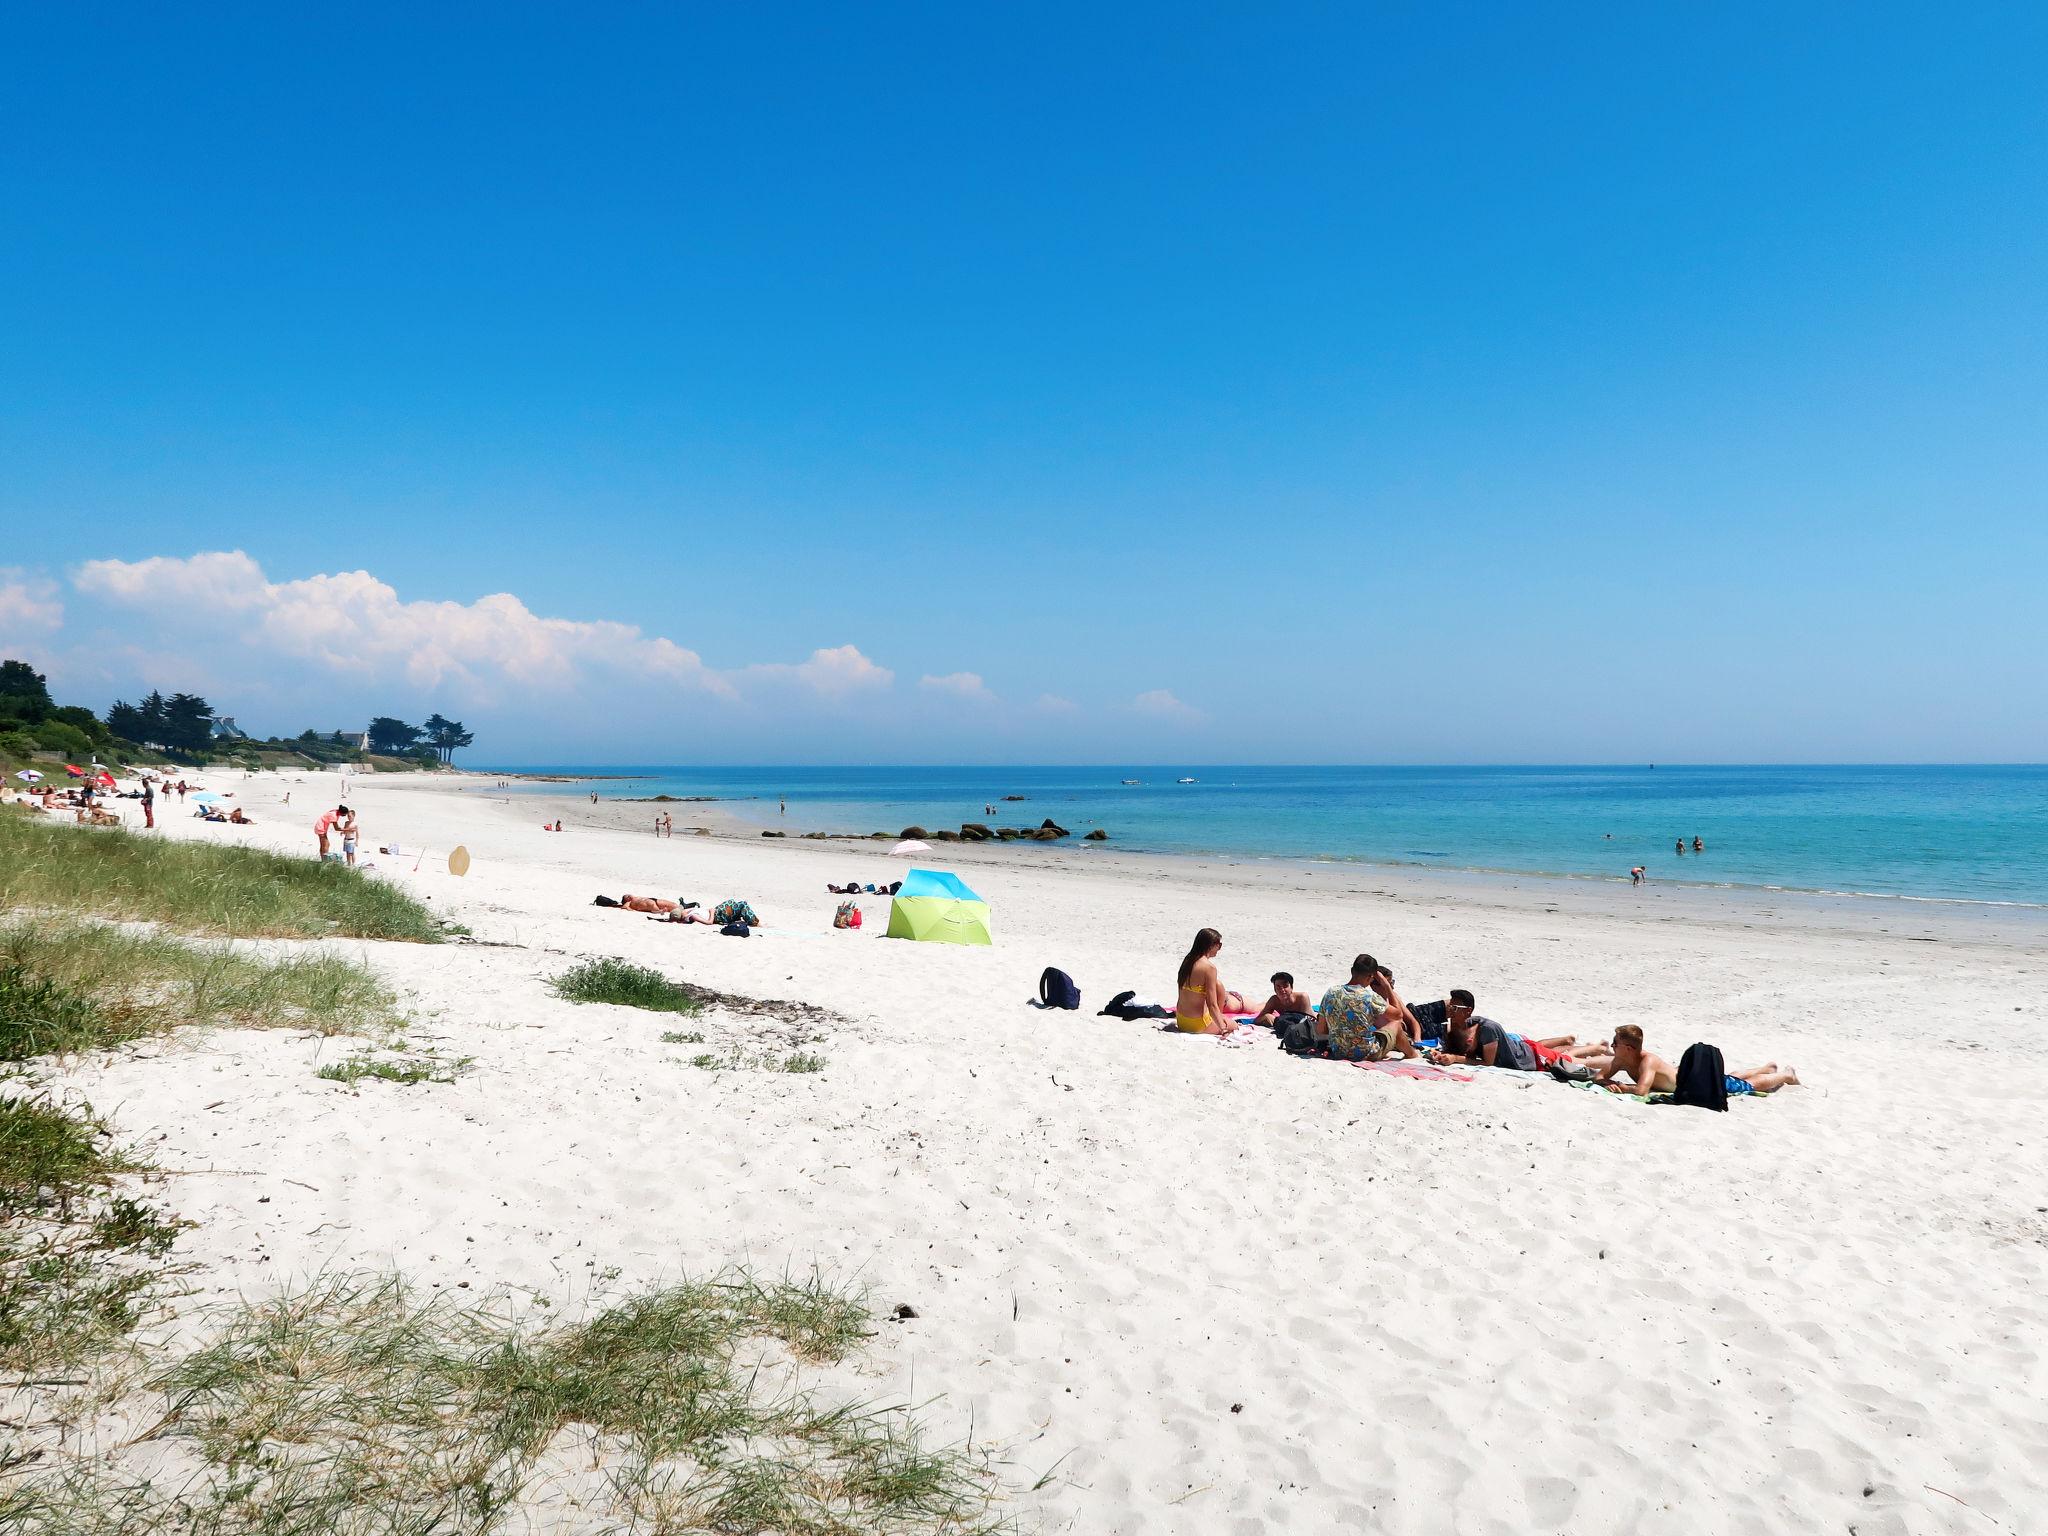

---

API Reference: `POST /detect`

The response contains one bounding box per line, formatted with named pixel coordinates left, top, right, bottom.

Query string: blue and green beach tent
left=885, top=868, right=992, bottom=946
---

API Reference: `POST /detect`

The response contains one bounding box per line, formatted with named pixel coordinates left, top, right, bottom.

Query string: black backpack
left=1671, top=1042, right=1729, bottom=1111
left=1038, top=967, right=1081, bottom=1010
left=1274, top=1012, right=1318, bottom=1056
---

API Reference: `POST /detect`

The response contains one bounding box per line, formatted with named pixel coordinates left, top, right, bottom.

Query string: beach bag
left=1671, top=1043, right=1729, bottom=1111
left=719, top=922, right=751, bottom=938
left=833, top=900, right=862, bottom=929
left=1038, top=967, right=1081, bottom=1010
left=1276, top=1014, right=1318, bottom=1056
left=592, top=894, right=621, bottom=908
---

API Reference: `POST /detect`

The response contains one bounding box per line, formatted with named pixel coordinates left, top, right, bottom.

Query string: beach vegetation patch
left=685, top=1045, right=829, bottom=1075
left=0, top=921, right=399, bottom=1061
left=0, top=1092, right=127, bottom=1214
left=2, top=1266, right=1016, bottom=1534
left=317, top=1049, right=469, bottom=1087
left=0, top=1092, right=183, bottom=1376
left=0, top=811, right=444, bottom=942
left=551, top=955, right=702, bottom=1015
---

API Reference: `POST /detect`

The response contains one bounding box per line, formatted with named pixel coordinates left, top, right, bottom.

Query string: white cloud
left=1133, top=687, right=1204, bottom=724
left=0, top=569, right=64, bottom=635
left=742, top=643, right=895, bottom=697
left=920, top=671, right=996, bottom=704
left=70, top=550, right=900, bottom=706
left=1033, top=693, right=1078, bottom=712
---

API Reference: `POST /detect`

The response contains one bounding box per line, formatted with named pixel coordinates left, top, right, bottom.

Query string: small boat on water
left=1176, top=776, right=1197, bottom=784
left=1121, top=778, right=1141, bottom=785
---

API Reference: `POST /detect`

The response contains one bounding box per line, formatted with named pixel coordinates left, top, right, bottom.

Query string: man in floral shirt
left=1315, top=953, right=1420, bottom=1061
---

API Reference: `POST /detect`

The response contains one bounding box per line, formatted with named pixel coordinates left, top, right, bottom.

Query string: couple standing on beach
left=313, top=803, right=358, bottom=865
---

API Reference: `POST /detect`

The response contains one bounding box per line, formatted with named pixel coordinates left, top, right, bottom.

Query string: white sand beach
left=43, top=771, right=2048, bottom=1534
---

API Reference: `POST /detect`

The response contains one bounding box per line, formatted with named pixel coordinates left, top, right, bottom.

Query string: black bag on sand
left=1098, top=989, right=1173, bottom=1021
left=720, top=922, right=751, bottom=937
left=1671, top=1043, right=1729, bottom=1111
left=592, top=894, right=620, bottom=907
left=1038, top=967, right=1081, bottom=1010
left=1276, top=1013, right=1319, bottom=1056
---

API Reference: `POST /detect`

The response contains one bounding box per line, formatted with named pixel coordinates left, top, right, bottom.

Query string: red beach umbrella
left=64, top=764, right=85, bottom=778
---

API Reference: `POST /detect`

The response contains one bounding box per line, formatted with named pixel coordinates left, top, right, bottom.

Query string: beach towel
left=1351, top=1060, right=1473, bottom=1083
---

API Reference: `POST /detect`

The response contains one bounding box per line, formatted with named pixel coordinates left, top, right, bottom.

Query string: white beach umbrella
left=891, top=838, right=932, bottom=855
left=14, top=769, right=42, bottom=782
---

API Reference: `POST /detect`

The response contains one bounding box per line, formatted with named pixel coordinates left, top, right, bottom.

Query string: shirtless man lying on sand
left=1597, top=1024, right=1801, bottom=1096
left=618, top=894, right=679, bottom=914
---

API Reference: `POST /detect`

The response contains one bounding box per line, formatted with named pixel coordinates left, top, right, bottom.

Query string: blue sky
left=4, top=4, right=2044, bottom=763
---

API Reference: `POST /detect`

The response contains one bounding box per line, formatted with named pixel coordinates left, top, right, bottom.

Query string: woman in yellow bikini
left=1174, top=927, right=1250, bottom=1035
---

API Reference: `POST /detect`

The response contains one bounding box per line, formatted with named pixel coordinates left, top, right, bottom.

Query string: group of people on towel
left=1174, top=928, right=1799, bottom=1096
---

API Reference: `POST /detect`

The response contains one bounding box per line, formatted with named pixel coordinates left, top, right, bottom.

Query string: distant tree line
left=363, top=714, right=474, bottom=764
left=0, top=659, right=121, bottom=763
left=105, top=690, right=217, bottom=755
left=1, top=657, right=476, bottom=769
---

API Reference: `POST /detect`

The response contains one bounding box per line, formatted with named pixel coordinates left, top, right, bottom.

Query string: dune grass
left=0, top=1092, right=183, bottom=1376
left=2, top=1267, right=1014, bottom=1535
left=0, top=809, right=444, bottom=942
left=0, top=1092, right=128, bottom=1213
left=316, top=1049, right=469, bottom=1087
left=689, top=1045, right=830, bottom=1074
left=550, top=955, right=703, bottom=1015
left=0, top=921, right=400, bottom=1062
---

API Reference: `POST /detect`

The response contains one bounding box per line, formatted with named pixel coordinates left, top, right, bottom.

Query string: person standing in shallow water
left=1693, top=836, right=1705, bottom=853
left=1676, top=838, right=1685, bottom=855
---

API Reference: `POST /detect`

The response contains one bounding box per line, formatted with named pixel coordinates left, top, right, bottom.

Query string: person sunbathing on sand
left=1429, top=992, right=1590, bottom=1071
left=1597, top=1025, right=1799, bottom=1096
left=1253, top=971, right=1315, bottom=1029
left=1174, top=928, right=1250, bottom=1035
left=618, top=894, right=679, bottom=914
left=1316, top=954, right=1418, bottom=1061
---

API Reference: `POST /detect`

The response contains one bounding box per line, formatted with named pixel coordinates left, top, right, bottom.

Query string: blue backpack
left=1037, top=967, right=1081, bottom=1010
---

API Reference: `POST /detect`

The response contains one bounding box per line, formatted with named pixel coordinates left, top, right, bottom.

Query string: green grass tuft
left=1, top=1094, right=182, bottom=1375
left=687, top=1045, right=829, bottom=1075
left=0, top=921, right=399, bottom=1061
left=0, top=810, right=444, bottom=942
left=659, top=1029, right=705, bottom=1044
left=551, top=955, right=703, bottom=1015
left=0, top=1265, right=1013, bottom=1534
left=0, top=1093, right=123, bottom=1213
left=316, top=1051, right=468, bottom=1087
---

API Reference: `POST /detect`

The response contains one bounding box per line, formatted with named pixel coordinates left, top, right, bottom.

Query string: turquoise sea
left=481, top=765, right=2048, bottom=908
